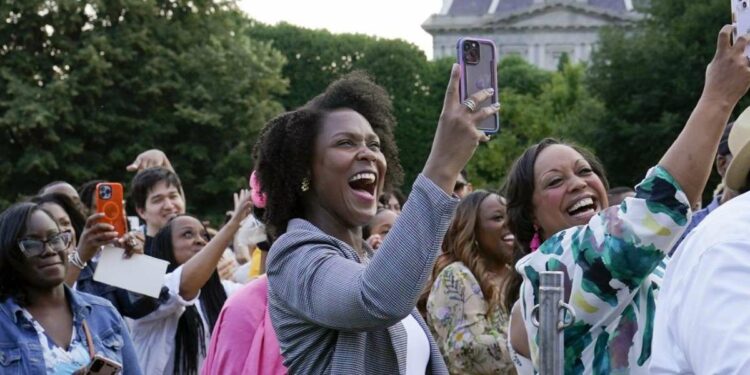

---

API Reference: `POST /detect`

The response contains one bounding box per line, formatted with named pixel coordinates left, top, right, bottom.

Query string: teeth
left=349, top=173, right=376, bottom=184
left=569, top=197, right=594, bottom=213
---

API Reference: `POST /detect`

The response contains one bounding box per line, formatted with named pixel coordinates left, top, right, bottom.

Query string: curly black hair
left=254, top=71, right=403, bottom=238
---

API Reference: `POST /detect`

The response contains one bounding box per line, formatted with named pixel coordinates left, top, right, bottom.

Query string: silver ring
left=462, top=98, right=477, bottom=112
left=127, top=238, right=138, bottom=247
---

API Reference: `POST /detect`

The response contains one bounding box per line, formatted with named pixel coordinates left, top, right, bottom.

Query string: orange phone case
left=95, top=183, right=127, bottom=237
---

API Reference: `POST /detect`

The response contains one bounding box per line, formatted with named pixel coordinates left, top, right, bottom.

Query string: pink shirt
left=202, top=275, right=287, bottom=375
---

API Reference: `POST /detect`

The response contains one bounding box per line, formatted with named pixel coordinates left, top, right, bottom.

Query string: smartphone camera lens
left=99, top=185, right=112, bottom=200
left=463, top=41, right=481, bottom=65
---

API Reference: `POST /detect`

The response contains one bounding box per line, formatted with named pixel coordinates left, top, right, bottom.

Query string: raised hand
left=77, top=213, right=119, bottom=262
left=126, top=149, right=173, bottom=172
left=703, top=25, right=750, bottom=107
left=423, top=64, right=500, bottom=194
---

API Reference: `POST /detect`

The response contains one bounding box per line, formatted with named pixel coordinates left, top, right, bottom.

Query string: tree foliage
left=466, top=56, right=606, bottom=189
left=0, top=0, right=287, bottom=217
left=246, top=22, right=440, bottom=189
left=588, top=0, right=736, bottom=194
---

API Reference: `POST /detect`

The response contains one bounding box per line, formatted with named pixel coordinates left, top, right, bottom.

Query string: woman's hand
left=228, top=189, right=253, bottom=227
left=77, top=213, right=119, bottom=262
left=423, top=64, right=499, bottom=194
left=116, top=231, right=146, bottom=258
left=366, top=234, right=383, bottom=250
left=702, top=25, right=750, bottom=108
left=217, top=252, right=239, bottom=280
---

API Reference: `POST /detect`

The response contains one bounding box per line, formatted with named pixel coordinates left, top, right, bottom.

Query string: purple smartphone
left=457, top=37, right=500, bottom=134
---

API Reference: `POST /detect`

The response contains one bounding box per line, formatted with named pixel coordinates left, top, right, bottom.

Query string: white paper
left=93, top=246, right=169, bottom=298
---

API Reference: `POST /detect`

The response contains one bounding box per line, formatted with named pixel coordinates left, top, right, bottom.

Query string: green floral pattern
left=427, top=262, right=516, bottom=374
left=516, top=166, right=689, bottom=374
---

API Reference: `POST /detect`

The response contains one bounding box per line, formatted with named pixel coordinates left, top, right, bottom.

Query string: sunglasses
left=17, top=231, right=73, bottom=258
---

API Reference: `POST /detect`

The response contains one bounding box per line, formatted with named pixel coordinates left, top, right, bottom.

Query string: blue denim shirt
left=0, top=286, right=142, bottom=374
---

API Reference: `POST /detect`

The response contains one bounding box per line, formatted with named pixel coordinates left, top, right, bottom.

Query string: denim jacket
left=0, top=286, right=142, bottom=374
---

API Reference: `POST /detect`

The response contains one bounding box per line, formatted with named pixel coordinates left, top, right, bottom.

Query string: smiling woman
left=0, top=203, right=141, bottom=374
left=254, top=67, right=498, bottom=374
left=502, top=25, right=750, bottom=374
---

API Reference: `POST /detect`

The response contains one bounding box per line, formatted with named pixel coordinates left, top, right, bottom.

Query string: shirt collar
left=0, top=285, right=91, bottom=325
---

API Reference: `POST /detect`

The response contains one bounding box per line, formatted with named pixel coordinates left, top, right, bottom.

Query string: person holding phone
left=504, top=25, right=750, bottom=373
left=0, top=202, right=141, bottom=374
left=255, top=67, right=497, bottom=373
left=129, top=191, right=250, bottom=374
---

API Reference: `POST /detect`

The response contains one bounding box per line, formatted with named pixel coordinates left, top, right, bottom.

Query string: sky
left=237, top=0, right=445, bottom=58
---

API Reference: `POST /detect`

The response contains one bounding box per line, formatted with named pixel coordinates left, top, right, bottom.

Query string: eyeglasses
left=17, top=231, right=73, bottom=258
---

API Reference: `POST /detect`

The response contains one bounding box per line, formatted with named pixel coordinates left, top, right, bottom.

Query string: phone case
left=95, top=183, right=127, bottom=237
left=733, top=0, right=750, bottom=57
left=86, top=355, right=122, bottom=375
left=457, top=37, right=500, bottom=134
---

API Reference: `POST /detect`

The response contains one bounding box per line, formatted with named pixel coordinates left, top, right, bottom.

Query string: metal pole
left=531, top=271, right=575, bottom=375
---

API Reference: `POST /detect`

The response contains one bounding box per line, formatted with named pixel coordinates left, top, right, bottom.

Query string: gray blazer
left=267, top=174, right=457, bottom=374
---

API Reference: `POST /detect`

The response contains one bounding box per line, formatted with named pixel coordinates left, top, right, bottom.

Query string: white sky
left=237, top=0, right=444, bottom=58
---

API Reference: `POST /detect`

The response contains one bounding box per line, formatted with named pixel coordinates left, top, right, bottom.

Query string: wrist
left=68, top=251, right=87, bottom=270
left=698, top=91, right=734, bottom=112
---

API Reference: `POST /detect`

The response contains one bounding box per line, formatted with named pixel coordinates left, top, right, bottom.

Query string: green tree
left=247, top=22, right=439, bottom=189
left=0, top=0, right=287, bottom=218
left=466, top=56, right=605, bottom=189
left=588, top=0, right=734, bottom=195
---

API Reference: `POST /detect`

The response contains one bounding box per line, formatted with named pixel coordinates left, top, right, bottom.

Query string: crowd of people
left=2, top=24, right=750, bottom=375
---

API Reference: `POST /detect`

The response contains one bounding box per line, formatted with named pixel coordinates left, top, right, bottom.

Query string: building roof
left=446, top=0, right=631, bottom=16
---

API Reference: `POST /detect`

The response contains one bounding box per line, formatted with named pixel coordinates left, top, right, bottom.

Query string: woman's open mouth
left=566, top=196, right=599, bottom=220
left=348, top=172, right=377, bottom=202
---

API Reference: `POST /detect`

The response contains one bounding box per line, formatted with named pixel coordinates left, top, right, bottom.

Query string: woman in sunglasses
left=0, top=202, right=141, bottom=374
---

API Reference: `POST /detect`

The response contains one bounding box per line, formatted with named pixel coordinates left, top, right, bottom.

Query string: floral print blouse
left=427, top=262, right=516, bottom=374
left=516, top=166, right=690, bottom=374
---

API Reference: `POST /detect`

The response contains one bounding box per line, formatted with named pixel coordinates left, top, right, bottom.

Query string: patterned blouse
left=21, top=308, right=91, bottom=375
left=427, top=262, right=516, bottom=374
left=516, top=166, right=690, bottom=374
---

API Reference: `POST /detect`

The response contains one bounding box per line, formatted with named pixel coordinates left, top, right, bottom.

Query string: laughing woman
left=504, top=25, right=750, bottom=373
left=255, top=67, right=497, bottom=374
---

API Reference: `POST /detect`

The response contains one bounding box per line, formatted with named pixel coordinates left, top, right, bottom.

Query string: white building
left=422, top=0, right=640, bottom=70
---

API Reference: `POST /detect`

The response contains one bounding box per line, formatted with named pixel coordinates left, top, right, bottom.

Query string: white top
left=651, top=191, right=750, bottom=374
left=130, top=266, right=241, bottom=374
left=401, top=314, right=430, bottom=375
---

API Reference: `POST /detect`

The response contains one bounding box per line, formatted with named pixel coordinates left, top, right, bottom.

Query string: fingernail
left=486, top=88, right=495, bottom=95
left=492, top=102, right=501, bottom=109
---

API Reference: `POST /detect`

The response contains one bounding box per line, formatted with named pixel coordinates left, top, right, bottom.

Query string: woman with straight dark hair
left=0, top=202, right=140, bottom=374
left=504, top=25, right=750, bottom=373
left=130, top=191, right=251, bottom=374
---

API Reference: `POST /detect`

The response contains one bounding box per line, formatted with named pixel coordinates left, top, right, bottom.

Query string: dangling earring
left=530, top=224, right=541, bottom=252
left=301, top=177, right=310, bottom=192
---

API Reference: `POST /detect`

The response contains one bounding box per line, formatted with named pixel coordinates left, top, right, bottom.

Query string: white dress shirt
left=651, top=191, right=750, bottom=374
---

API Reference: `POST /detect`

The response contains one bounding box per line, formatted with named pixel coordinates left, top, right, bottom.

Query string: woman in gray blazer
left=254, top=68, right=499, bottom=374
